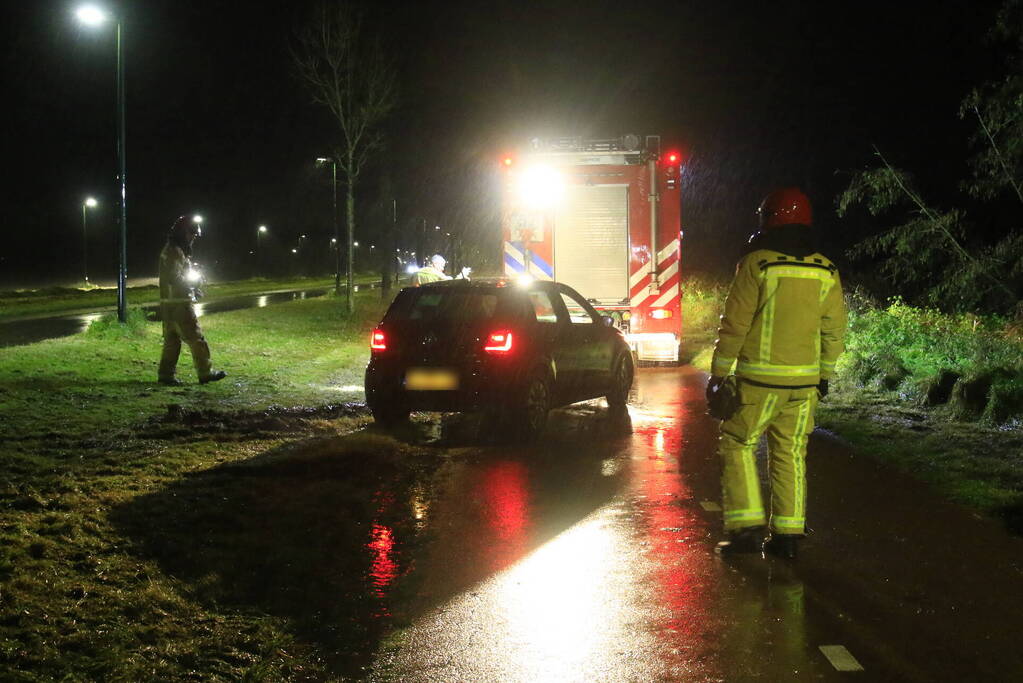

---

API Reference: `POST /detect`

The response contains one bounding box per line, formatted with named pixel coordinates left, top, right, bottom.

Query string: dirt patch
left=144, top=402, right=372, bottom=440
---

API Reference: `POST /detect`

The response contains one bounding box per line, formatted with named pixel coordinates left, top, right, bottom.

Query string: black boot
left=715, top=526, right=765, bottom=555
left=763, top=533, right=800, bottom=560
left=199, top=370, right=227, bottom=385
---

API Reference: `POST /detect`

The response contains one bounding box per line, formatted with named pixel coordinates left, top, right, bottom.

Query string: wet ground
left=110, top=367, right=1023, bottom=680
left=0, top=287, right=338, bottom=347
left=360, top=368, right=1023, bottom=681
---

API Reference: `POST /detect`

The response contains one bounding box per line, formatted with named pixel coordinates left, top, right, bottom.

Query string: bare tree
left=292, top=2, right=398, bottom=312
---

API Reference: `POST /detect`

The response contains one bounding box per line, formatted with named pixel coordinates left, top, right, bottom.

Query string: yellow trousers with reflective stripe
left=718, top=382, right=817, bottom=535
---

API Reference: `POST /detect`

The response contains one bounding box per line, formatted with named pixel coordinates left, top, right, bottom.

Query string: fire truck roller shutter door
left=554, top=185, right=630, bottom=304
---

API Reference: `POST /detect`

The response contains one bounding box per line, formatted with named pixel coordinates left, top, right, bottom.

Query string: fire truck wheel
left=606, top=352, right=635, bottom=411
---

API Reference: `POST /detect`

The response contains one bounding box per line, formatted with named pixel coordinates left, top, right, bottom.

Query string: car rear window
left=387, top=289, right=501, bottom=323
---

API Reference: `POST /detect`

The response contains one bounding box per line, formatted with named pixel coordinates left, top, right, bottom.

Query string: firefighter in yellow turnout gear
left=709, top=188, right=847, bottom=559
left=157, top=216, right=226, bottom=386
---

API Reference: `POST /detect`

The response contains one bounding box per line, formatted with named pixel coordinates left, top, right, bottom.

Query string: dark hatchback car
left=364, top=278, right=634, bottom=438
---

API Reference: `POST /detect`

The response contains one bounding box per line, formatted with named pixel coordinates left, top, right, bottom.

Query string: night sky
left=0, top=0, right=1004, bottom=288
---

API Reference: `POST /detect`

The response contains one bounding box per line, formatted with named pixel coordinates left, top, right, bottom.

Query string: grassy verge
left=0, top=274, right=387, bottom=322
left=0, top=289, right=445, bottom=679
left=681, top=276, right=1023, bottom=532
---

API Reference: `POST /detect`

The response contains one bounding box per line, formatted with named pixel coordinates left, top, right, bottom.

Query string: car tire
left=606, top=352, right=635, bottom=411
left=514, top=369, right=551, bottom=441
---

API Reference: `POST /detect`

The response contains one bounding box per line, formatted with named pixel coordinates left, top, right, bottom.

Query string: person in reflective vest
left=157, top=216, right=227, bottom=386
left=411, top=254, right=471, bottom=286
left=708, top=187, right=847, bottom=559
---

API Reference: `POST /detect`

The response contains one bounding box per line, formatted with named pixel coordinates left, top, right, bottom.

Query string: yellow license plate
left=405, top=367, right=459, bottom=391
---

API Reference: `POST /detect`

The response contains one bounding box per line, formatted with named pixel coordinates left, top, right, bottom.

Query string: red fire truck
left=499, top=135, right=683, bottom=363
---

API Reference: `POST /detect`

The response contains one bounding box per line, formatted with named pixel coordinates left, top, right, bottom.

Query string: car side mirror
left=602, top=315, right=614, bottom=327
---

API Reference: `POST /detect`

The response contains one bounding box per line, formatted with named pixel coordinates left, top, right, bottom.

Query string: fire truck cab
left=500, top=135, right=683, bottom=363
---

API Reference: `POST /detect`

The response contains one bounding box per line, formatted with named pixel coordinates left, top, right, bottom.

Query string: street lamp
left=76, top=4, right=128, bottom=322
left=256, top=225, right=267, bottom=276
left=81, top=197, right=98, bottom=284
left=316, top=157, right=344, bottom=303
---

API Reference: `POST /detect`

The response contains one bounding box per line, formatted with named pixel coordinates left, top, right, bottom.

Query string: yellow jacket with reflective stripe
left=711, top=247, right=847, bottom=386
left=158, top=243, right=195, bottom=305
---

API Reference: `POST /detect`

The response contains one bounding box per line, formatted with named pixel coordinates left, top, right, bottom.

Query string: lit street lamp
left=257, top=225, right=268, bottom=276
left=76, top=4, right=128, bottom=322
left=316, top=157, right=345, bottom=302
left=81, top=197, right=98, bottom=284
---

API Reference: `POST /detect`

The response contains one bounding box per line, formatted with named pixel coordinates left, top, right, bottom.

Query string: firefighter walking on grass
left=708, top=188, right=847, bottom=559
left=157, top=216, right=226, bottom=386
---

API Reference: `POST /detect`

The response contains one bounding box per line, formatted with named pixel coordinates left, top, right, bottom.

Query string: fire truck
left=499, top=135, right=683, bottom=363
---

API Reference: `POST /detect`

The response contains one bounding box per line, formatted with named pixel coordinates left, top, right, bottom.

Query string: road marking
left=700, top=501, right=722, bottom=511
left=819, top=645, right=864, bottom=672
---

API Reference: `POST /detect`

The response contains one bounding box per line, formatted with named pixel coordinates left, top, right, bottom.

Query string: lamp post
left=81, top=197, right=97, bottom=285
left=315, top=157, right=343, bottom=298
left=76, top=5, right=128, bottom=322
left=257, top=225, right=267, bottom=276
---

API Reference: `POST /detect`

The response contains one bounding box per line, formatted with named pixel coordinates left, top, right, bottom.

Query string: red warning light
left=502, top=156, right=514, bottom=167
left=666, top=152, right=679, bottom=164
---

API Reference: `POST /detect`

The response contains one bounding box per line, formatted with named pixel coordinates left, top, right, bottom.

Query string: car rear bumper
left=365, top=358, right=522, bottom=413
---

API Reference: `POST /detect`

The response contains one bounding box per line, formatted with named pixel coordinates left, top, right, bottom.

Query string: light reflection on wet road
left=368, top=368, right=848, bottom=681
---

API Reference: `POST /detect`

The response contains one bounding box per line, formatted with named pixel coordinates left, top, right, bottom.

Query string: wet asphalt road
left=366, top=367, right=1023, bottom=682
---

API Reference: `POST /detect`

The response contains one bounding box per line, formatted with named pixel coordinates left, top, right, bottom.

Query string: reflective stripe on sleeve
left=712, top=356, right=736, bottom=375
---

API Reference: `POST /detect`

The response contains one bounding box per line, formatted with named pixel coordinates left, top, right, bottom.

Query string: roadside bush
left=681, top=273, right=727, bottom=340
left=840, top=294, right=1023, bottom=424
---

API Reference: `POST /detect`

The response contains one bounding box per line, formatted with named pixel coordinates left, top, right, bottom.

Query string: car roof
left=413, top=277, right=560, bottom=293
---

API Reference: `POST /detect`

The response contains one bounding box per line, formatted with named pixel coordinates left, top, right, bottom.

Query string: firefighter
left=157, top=216, right=227, bottom=386
left=708, top=187, right=847, bottom=559
left=410, top=254, right=470, bottom=286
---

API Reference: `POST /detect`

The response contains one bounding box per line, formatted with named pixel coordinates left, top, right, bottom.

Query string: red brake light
left=484, top=330, right=514, bottom=354
left=370, top=329, right=387, bottom=351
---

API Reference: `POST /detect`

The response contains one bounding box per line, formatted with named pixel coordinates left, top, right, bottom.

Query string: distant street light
left=316, top=157, right=344, bottom=299
left=256, top=225, right=268, bottom=276
left=81, top=197, right=98, bottom=284
left=76, top=4, right=128, bottom=322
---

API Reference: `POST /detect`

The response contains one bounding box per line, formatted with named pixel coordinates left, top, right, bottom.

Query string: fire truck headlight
left=517, top=164, right=565, bottom=210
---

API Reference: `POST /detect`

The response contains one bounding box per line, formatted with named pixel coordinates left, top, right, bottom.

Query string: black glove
left=706, top=376, right=725, bottom=404
left=817, top=379, right=829, bottom=398
left=707, top=376, right=741, bottom=420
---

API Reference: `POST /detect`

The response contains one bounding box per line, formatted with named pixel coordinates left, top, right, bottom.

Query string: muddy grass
left=816, top=384, right=1023, bottom=534
left=0, top=397, right=459, bottom=680
left=0, top=290, right=457, bottom=680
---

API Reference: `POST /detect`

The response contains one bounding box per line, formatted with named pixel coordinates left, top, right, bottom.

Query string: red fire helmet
left=757, top=187, right=812, bottom=228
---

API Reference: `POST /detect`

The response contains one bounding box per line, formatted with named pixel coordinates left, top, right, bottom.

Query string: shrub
left=842, top=293, right=1023, bottom=423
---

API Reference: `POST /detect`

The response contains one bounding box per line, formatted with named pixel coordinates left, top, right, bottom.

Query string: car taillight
left=484, top=330, right=514, bottom=354
left=370, top=329, right=387, bottom=351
